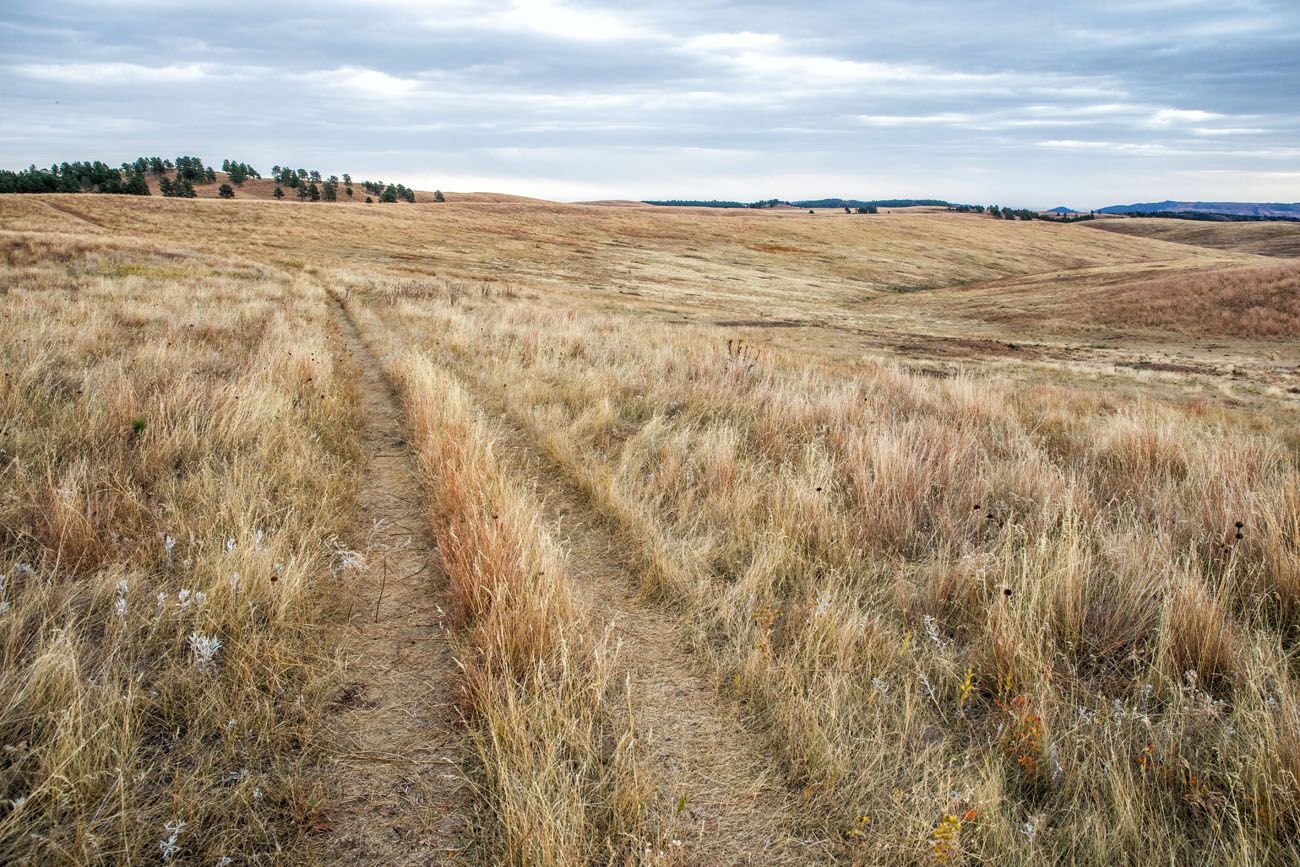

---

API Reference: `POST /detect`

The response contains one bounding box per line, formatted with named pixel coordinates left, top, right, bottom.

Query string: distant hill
left=1099, top=201, right=1300, bottom=218
left=1046, top=206, right=1081, bottom=214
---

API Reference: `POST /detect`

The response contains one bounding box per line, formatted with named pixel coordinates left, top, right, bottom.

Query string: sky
left=2, top=1, right=1298, bottom=208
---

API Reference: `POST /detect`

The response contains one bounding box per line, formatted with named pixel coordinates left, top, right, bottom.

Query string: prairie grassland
left=383, top=348, right=657, bottom=864
left=0, top=234, right=361, bottom=863
left=346, top=273, right=1300, bottom=865
left=1089, top=217, right=1300, bottom=259
left=5, top=195, right=1300, bottom=865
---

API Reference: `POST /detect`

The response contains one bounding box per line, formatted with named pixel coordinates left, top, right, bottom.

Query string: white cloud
left=293, top=66, right=424, bottom=99
left=419, top=0, right=646, bottom=42
left=1148, top=107, right=1222, bottom=126
left=11, top=61, right=247, bottom=84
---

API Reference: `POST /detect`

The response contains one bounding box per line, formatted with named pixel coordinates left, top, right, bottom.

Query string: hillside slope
left=1086, top=217, right=1300, bottom=258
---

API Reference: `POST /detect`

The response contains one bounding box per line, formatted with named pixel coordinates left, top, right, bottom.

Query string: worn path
left=323, top=296, right=474, bottom=866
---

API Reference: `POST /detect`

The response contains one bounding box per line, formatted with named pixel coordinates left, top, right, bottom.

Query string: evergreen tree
left=159, top=176, right=173, bottom=195
left=433, top=189, right=446, bottom=203
left=218, top=183, right=235, bottom=198
left=273, top=185, right=285, bottom=199
left=123, top=174, right=151, bottom=196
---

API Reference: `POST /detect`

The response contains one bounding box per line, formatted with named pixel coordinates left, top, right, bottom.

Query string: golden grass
left=4, top=193, right=1299, bottom=864
left=1085, top=261, right=1300, bottom=338
left=379, top=346, right=656, bottom=865
left=0, top=234, right=361, bottom=863
left=1090, top=218, right=1300, bottom=259
left=345, top=278, right=1300, bottom=865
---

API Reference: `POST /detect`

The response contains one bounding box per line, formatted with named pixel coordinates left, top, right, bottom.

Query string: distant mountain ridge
left=1099, top=201, right=1300, bottom=218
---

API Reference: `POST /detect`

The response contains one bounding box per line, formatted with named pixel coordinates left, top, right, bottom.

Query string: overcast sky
left=2, top=1, right=1298, bottom=207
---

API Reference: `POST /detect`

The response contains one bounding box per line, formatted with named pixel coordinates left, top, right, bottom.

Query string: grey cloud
left=1, top=0, right=1297, bottom=206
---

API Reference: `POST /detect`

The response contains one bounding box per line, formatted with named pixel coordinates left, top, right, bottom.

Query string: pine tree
left=433, top=189, right=446, bottom=203
left=273, top=185, right=285, bottom=199
left=218, top=183, right=235, bottom=198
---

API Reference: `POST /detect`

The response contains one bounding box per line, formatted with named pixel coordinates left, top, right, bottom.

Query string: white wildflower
left=216, top=858, right=233, bottom=867
left=116, top=578, right=129, bottom=596
left=871, top=676, right=889, bottom=695
left=254, top=529, right=264, bottom=550
left=178, top=588, right=192, bottom=611
left=919, top=673, right=937, bottom=703
left=225, top=537, right=236, bottom=555
left=229, top=572, right=241, bottom=594
left=114, top=596, right=127, bottom=619
left=193, top=590, right=207, bottom=607
left=156, top=591, right=167, bottom=612
left=923, top=614, right=944, bottom=649
left=164, top=535, right=177, bottom=561
left=815, top=594, right=831, bottom=616
left=1022, top=821, right=1036, bottom=841
left=189, top=632, right=222, bottom=670
left=160, top=819, right=186, bottom=863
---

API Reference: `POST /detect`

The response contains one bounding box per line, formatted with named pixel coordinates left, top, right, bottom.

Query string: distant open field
left=3, top=193, right=1299, bottom=865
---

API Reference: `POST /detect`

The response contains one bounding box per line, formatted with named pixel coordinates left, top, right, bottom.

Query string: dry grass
left=1089, top=217, right=1300, bottom=259
left=0, top=234, right=361, bottom=863
left=1085, top=261, right=1300, bottom=338
left=381, top=348, right=657, bottom=865
left=345, top=278, right=1300, bottom=865
left=4, top=193, right=1300, bottom=864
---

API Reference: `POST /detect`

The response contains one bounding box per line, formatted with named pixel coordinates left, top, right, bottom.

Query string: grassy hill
left=1087, top=217, right=1300, bottom=258
left=3, top=192, right=1299, bottom=865
left=141, top=171, right=547, bottom=204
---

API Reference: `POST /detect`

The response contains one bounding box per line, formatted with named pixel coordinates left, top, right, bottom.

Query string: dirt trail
left=440, top=364, right=838, bottom=865
left=323, top=298, right=474, bottom=865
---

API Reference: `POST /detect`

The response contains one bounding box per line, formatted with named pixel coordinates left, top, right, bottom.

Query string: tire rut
left=434, top=360, right=839, bottom=865
left=323, top=296, right=475, bottom=865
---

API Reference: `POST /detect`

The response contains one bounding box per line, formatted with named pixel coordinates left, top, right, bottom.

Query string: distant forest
left=0, top=155, right=440, bottom=204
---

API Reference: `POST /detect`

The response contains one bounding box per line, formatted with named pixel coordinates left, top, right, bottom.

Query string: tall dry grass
left=351, top=275, right=1300, bottom=864
left=380, top=346, right=658, bottom=865
left=0, top=235, right=360, bottom=864
left=1088, top=260, right=1300, bottom=337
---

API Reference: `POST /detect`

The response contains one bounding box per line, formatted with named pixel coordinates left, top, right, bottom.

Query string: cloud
left=1, top=0, right=1297, bottom=207
left=419, top=0, right=646, bottom=42
left=11, top=61, right=248, bottom=84
left=292, top=66, right=425, bottom=99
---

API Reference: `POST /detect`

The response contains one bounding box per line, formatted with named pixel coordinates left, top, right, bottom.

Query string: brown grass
left=1089, top=217, right=1300, bottom=259
left=0, top=234, right=361, bottom=863
left=387, top=352, right=657, bottom=864
left=344, top=277, right=1300, bottom=864
left=4, top=193, right=1299, bottom=864
left=1086, top=261, right=1300, bottom=338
